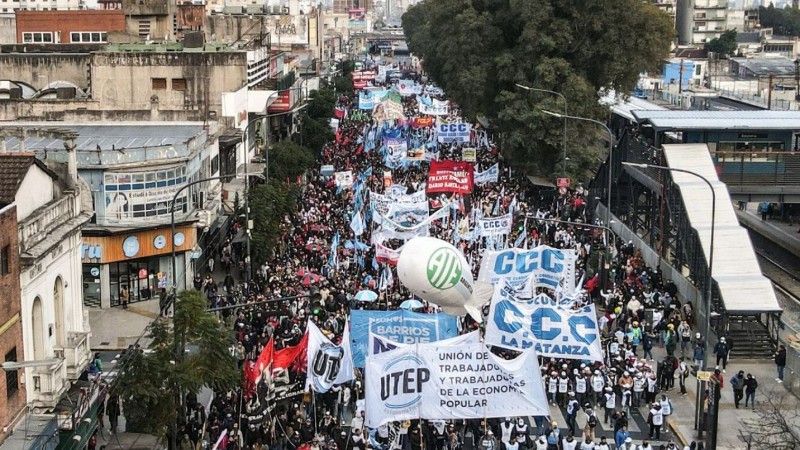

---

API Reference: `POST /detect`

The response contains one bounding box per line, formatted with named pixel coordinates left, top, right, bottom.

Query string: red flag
left=274, top=331, right=308, bottom=371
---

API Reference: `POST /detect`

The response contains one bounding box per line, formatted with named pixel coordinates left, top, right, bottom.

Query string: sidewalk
left=736, top=204, right=800, bottom=259
left=88, top=299, right=160, bottom=351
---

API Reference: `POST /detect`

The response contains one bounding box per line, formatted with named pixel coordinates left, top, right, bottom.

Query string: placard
left=479, top=213, right=512, bottom=236
left=477, top=245, right=577, bottom=290
left=436, top=123, right=471, bottom=144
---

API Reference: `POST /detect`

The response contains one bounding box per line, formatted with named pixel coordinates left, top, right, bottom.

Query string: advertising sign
left=484, top=285, right=604, bottom=361
left=103, top=169, right=188, bottom=222
left=364, top=342, right=549, bottom=426
left=437, top=123, right=471, bottom=144
left=477, top=245, right=577, bottom=290
left=350, top=310, right=459, bottom=367
left=426, top=160, right=474, bottom=194
left=349, top=7, right=365, bottom=26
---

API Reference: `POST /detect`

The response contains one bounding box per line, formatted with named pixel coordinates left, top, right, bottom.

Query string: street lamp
left=1, top=358, right=63, bottom=371
left=542, top=110, right=615, bottom=226
left=516, top=84, right=568, bottom=174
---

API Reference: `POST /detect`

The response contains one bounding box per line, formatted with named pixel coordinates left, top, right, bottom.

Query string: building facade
left=15, top=10, right=126, bottom=44
left=0, top=204, right=26, bottom=446
left=0, top=123, right=223, bottom=309
left=0, top=152, right=92, bottom=411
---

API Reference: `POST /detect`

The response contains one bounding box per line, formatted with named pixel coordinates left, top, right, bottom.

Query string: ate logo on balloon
left=426, top=247, right=463, bottom=290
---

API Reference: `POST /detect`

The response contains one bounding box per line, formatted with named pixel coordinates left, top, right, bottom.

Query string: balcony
left=18, top=195, right=76, bottom=255
left=31, top=356, right=68, bottom=410
left=57, top=331, right=91, bottom=380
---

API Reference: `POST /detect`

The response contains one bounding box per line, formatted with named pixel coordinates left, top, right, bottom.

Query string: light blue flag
left=350, top=210, right=365, bottom=236
left=514, top=230, right=526, bottom=249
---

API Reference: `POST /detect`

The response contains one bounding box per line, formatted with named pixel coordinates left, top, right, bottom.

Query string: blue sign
left=122, top=236, right=140, bottom=258
left=350, top=310, right=458, bottom=367
left=436, top=123, right=471, bottom=144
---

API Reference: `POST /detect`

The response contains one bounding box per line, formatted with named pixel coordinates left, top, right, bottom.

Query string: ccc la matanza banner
left=365, top=342, right=549, bottom=427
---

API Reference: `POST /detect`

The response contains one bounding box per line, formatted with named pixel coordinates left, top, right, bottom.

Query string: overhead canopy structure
left=633, top=110, right=800, bottom=131
left=662, top=143, right=782, bottom=314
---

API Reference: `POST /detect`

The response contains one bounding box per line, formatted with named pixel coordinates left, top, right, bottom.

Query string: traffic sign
left=557, top=178, right=570, bottom=188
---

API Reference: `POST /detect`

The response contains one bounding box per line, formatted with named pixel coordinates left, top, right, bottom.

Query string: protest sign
left=426, top=160, right=474, bottom=194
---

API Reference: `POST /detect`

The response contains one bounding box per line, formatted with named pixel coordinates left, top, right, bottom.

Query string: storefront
left=81, top=225, right=197, bottom=308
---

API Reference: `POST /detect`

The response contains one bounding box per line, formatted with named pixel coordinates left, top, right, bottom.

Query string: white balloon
left=397, top=237, right=484, bottom=321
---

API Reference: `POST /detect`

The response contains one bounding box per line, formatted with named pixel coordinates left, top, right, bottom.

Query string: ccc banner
left=485, top=285, right=604, bottom=361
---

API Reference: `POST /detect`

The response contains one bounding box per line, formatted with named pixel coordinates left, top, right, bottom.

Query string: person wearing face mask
left=638, top=439, right=654, bottom=450
left=500, top=418, right=515, bottom=445
left=595, top=436, right=610, bottom=450
left=514, top=418, right=529, bottom=449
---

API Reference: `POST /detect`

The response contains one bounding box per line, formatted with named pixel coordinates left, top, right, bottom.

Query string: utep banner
left=485, top=285, right=603, bottom=361
left=426, top=160, right=474, bottom=195
left=437, top=123, right=471, bottom=144
left=367, top=331, right=481, bottom=359
left=365, top=342, right=549, bottom=426
left=479, top=213, right=512, bottom=237
left=478, top=245, right=577, bottom=290
left=475, top=164, right=499, bottom=185
left=307, top=320, right=355, bottom=393
left=350, top=310, right=459, bottom=367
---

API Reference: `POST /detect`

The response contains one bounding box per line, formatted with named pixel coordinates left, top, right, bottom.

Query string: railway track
left=755, top=249, right=800, bottom=303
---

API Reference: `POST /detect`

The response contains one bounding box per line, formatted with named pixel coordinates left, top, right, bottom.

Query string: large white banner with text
left=478, top=246, right=577, bottom=290
left=365, top=342, right=549, bottom=426
left=484, top=285, right=603, bottom=362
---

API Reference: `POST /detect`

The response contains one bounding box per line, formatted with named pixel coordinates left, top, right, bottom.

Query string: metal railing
left=711, top=151, right=800, bottom=186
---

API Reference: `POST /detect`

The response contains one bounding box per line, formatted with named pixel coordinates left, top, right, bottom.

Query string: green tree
left=268, top=140, right=316, bottom=180
left=760, top=4, right=800, bottom=37
left=402, top=0, right=674, bottom=180
left=249, top=180, right=301, bottom=265
left=299, top=111, right=335, bottom=154
left=114, top=290, right=239, bottom=436
left=705, top=29, right=738, bottom=57
left=306, top=88, right=337, bottom=121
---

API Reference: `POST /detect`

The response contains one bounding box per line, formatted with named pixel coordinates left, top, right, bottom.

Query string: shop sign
left=81, top=244, right=102, bottom=261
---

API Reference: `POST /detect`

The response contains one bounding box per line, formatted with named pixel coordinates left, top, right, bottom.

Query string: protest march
left=189, top=60, right=700, bottom=450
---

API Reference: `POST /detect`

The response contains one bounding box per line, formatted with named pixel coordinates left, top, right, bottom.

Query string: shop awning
left=527, top=176, right=556, bottom=188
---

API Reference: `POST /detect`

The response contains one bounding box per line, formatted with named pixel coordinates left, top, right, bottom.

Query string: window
left=22, top=32, right=53, bottom=43
left=171, top=78, right=187, bottom=91
left=151, top=78, right=167, bottom=90
left=5, top=348, right=18, bottom=397
left=70, top=31, right=108, bottom=43
left=1, top=245, right=8, bottom=275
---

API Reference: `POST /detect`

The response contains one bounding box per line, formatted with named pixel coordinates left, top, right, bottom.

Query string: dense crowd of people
left=179, top=62, right=723, bottom=450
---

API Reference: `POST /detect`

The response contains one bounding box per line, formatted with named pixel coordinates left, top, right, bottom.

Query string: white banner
left=419, top=99, right=449, bottom=116
left=478, top=246, right=577, bottom=290
left=479, top=213, right=512, bottom=237
left=370, top=190, right=426, bottom=218
left=375, top=243, right=402, bottom=265
left=475, top=164, right=499, bottom=185
left=367, top=331, right=481, bottom=359
left=307, top=320, right=355, bottom=393
left=372, top=206, right=451, bottom=243
left=398, top=79, right=422, bottom=96
left=335, top=171, right=354, bottom=187
left=484, top=285, right=603, bottom=362
left=365, top=342, right=549, bottom=427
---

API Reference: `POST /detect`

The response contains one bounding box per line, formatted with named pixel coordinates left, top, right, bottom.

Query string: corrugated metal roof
left=0, top=123, right=206, bottom=152
left=632, top=110, right=800, bottom=130
left=662, top=143, right=782, bottom=313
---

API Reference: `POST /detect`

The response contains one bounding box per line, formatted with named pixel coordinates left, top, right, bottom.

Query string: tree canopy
left=760, top=4, right=800, bottom=37
left=114, top=290, right=239, bottom=436
left=705, top=29, right=738, bottom=57
left=403, top=0, right=674, bottom=179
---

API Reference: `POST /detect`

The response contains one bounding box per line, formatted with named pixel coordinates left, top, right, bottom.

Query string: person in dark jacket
left=744, top=373, right=758, bottom=410
left=775, top=345, right=787, bottom=383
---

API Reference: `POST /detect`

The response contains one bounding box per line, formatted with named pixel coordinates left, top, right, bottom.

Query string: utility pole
left=768, top=74, right=774, bottom=110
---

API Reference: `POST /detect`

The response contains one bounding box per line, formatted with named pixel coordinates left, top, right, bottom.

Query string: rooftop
left=730, top=56, right=797, bottom=76
left=0, top=122, right=211, bottom=167
left=0, top=153, right=57, bottom=206
left=631, top=110, right=800, bottom=130
left=101, top=42, right=234, bottom=53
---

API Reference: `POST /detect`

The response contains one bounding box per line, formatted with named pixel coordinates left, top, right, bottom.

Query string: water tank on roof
left=184, top=31, right=204, bottom=48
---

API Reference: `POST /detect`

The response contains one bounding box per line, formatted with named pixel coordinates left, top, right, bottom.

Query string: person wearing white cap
left=603, top=387, right=616, bottom=424
left=590, top=370, right=605, bottom=407
left=713, top=337, right=730, bottom=373
left=500, top=417, right=515, bottom=444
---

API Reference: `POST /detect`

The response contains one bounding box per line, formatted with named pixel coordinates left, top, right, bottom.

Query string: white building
left=0, top=151, right=92, bottom=410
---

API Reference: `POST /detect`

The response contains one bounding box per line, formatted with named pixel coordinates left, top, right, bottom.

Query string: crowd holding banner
left=179, top=58, right=706, bottom=450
